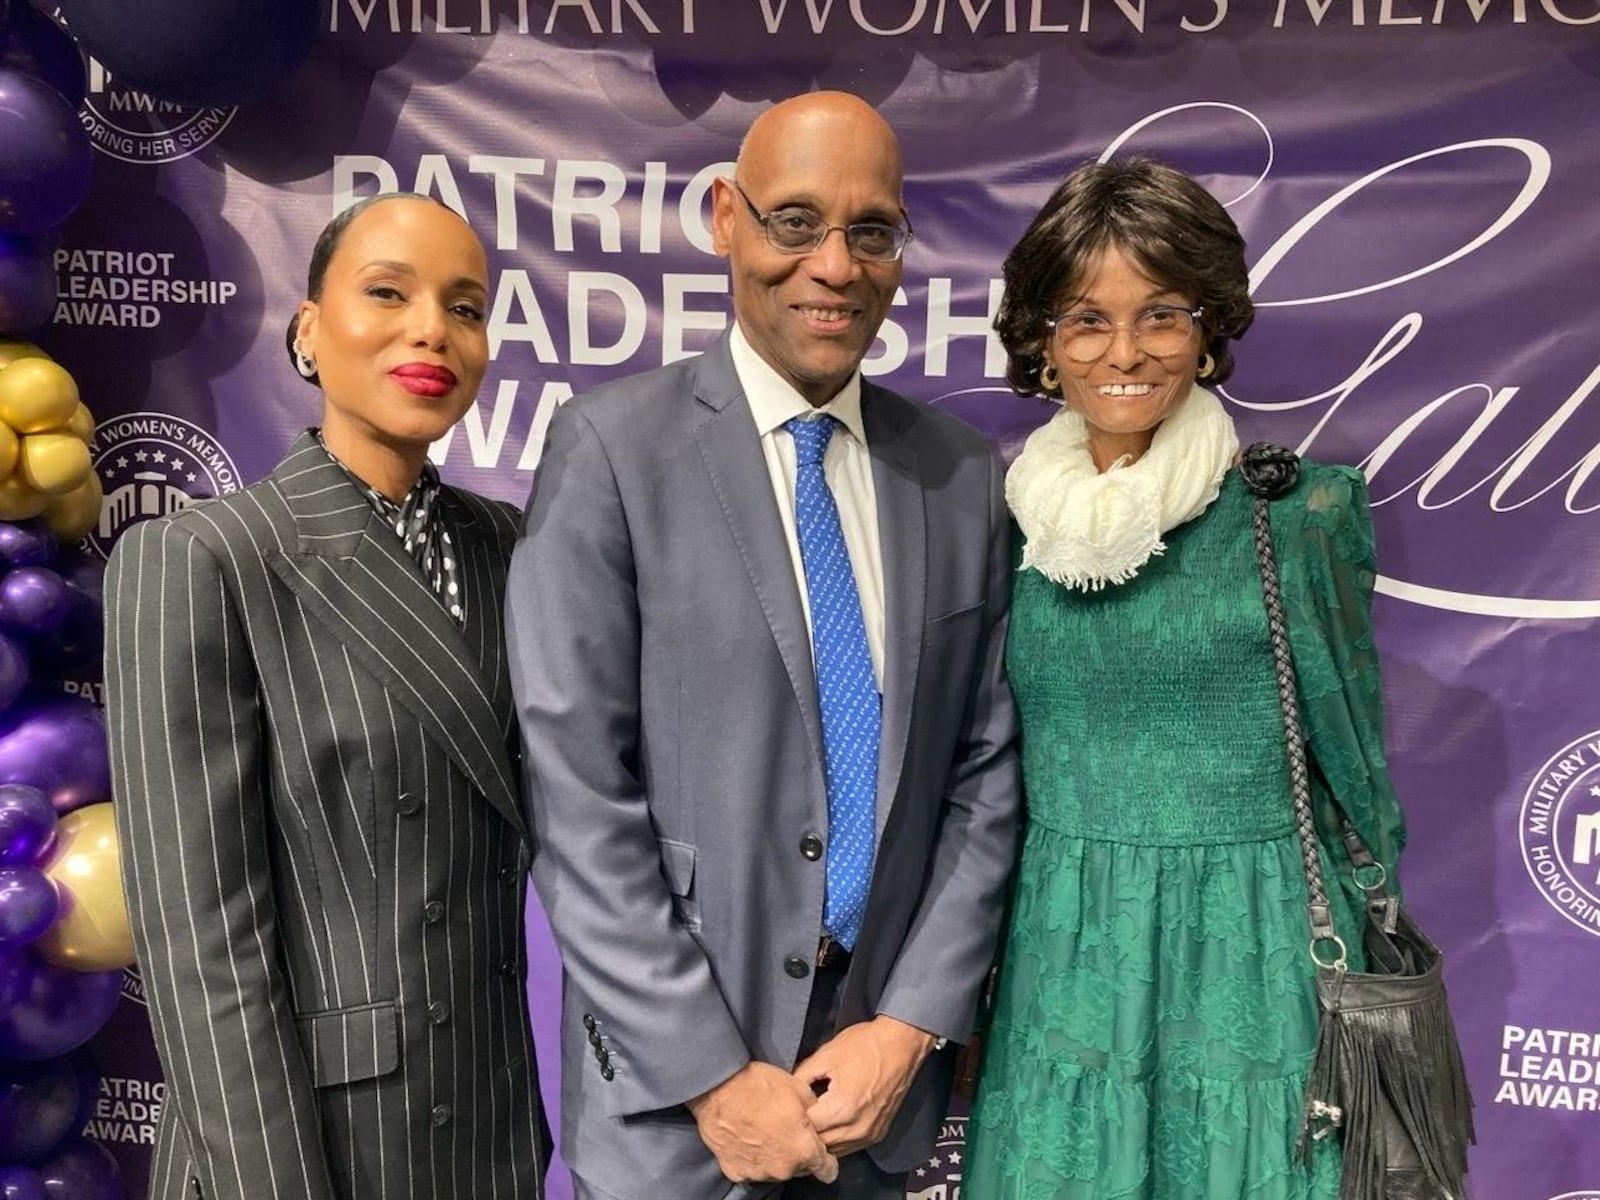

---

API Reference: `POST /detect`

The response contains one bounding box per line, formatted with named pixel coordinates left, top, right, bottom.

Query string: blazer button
left=588, top=1029, right=603, bottom=1048
left=398, top=792, right=423, bottom=817
left=499, top=866, right=519, bottom=887
left=600, top=1064, right=615, bottom=1082
left=595, top=1045, right=609, bottom=1063
left=423, top=901, right=445, bottom=925
left=583, top=1013, right=597, bottom=1031
left=431, top=1104, right=452, bottom=1127
left=499, top=959, right=517, bottom=979
left=799, top=834, right=823, bottom=861
left=784, top=956, right=810, bottom=980
left=428, top=1000, right=451, bottom=1026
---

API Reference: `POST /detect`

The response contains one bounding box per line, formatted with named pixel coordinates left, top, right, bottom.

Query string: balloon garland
left=1, top=9, right=124, bottom=1192
left=0, top=3, right=319, bottom=1191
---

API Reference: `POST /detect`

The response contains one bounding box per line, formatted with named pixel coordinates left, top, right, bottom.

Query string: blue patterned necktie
left=784, top=415, right=880, bottom=951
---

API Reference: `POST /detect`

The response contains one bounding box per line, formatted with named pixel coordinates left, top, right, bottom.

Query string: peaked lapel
left=862, top=384, right=926, bottom=828
left=263, top=434, right=528, bottom=843
left=690, top=339, right=826, bottom=769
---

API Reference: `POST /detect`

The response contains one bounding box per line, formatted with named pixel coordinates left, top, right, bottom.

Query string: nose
left=1101, top=322, right=1145, bottom=371
left=408, top=298, right=449, bottom=349
left=805, top=226, right=859, bottom=288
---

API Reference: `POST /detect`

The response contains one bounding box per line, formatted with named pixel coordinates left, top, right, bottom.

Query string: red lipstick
left=390, top=362, right=457, bottom=397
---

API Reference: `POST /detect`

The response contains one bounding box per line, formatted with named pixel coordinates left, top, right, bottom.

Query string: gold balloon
left=42, top=471, right=104, bottom=542
left=0, top=421, right=16, bottom=479
left=0, top=340, right=49, bottom=369
left=37, top=804, right=136, bottom=973
left=64, top=402, right=96, bottom=443
left=18, top=432, right=91, bottom=495
left=0, top=358, right=78, bottom=434
left=0, top=471, right=46, bottom=520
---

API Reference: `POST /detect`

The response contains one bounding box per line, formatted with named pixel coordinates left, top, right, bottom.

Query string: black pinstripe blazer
left=105, top=432, right=547, bottom=1200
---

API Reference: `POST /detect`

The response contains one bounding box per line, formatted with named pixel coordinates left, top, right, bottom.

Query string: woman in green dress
left=964, top=159, right=1408, bottom=1199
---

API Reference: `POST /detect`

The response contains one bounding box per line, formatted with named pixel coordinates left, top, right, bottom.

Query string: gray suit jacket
left=105, top=432, right=546, bottom=1200
left=506, top=335, right=1021, bottom=1199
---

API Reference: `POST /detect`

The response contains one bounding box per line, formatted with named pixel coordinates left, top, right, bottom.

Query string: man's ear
left=710, top=177, right=737, bottom=260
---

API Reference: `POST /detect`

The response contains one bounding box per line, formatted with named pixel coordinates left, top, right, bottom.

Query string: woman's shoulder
left=440, top=484, right=522, bottom=544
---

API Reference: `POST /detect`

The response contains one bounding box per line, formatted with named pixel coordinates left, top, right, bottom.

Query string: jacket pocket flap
left=657, top=838, right=696, bottom=898
left=295, top=1000, right=400, bottom=1087
left=924, top=600, right=984, bottom=646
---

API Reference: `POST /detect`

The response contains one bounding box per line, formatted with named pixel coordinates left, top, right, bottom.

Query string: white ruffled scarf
left=1006, top=386, right=1239, bottom=591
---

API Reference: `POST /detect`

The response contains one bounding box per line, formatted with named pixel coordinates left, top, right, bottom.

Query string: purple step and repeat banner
left=40, top=2, right=1600, bottom=1197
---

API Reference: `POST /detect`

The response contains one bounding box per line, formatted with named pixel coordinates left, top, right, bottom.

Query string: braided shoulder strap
left=1240, top=444, right=1346, bottom=970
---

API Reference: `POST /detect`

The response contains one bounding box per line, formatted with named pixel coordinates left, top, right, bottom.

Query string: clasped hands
left=685, top=1015, right=937, bottom=1185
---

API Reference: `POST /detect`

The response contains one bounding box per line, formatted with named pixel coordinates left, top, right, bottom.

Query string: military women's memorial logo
left=87, top=413, right=242, bottom=558
left=1520, top=731, right=1600, bottom=938
left=79, top=58, right=235, bottom=164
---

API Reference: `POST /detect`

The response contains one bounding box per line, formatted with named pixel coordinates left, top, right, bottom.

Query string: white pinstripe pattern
left=106, top=433, right=546, bottom=1200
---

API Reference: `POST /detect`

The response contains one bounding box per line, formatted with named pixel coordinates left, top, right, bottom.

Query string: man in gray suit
left=506, top=91, right=1020, bottom=1200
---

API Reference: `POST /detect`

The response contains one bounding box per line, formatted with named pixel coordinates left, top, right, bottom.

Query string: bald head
left=737, top=91, right=903, bottom=192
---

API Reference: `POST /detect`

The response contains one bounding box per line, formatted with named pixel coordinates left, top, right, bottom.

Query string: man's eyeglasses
left=732, top=180, right=913, bottom=264
left=1046, top=305, right=1204, bottom=363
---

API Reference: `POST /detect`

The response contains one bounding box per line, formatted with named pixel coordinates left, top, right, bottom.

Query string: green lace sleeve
left=1273, top=463, right=1409, bottom=902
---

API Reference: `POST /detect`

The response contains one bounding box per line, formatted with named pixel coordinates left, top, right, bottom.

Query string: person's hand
left=686, top=1061, right=840, bottom=1184
left=793, top=1016, right=937, bottom=1155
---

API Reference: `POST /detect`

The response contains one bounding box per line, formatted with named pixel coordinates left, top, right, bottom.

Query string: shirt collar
left=729, top=322, right=867, bottom=447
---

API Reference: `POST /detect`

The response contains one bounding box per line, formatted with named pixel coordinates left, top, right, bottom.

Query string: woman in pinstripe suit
left=105, top=194, right=547, bottom=1200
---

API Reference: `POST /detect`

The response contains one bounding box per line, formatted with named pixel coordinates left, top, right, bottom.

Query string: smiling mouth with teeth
left=797, top=305, right=856, bottom=321
left=1096, top=383, right=1156, bottom=396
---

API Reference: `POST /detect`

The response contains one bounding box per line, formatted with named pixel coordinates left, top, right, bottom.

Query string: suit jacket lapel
left=440, top=489, right=516, bottom=743
left=264, top=434, right=528, bottom=843
left=691, top=339, right=826, bottom=769
left=863, top=385, right=926, bottom=828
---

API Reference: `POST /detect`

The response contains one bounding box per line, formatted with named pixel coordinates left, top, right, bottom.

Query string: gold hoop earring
left=1197, top=353, right=1216, bottom=380
left=1039, top=363, right=1060, bottom=394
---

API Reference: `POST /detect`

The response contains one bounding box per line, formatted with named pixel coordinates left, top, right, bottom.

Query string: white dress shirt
left=729, top=323, right=885, bottom=689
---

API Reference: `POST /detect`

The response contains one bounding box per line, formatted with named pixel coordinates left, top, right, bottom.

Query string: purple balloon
left=35, top=1136, right=120, bottom=1200
left=0, top=945, right=28, bottom=1015
left=0, top=1053, right=92, bottom=1161
left=0, top=522, right=57, bottom=569
left=0, top=69, right=93, bottom=236
left=0, top=866, right=57, bottom=945
left=0, top=232, right=56, bottom=334
left=0, top=1166, right=47, bottom=1200
left=0, top=567, right=70, bottom=636
left=0, top=956, right=119, bottom=1060
left=0, top=696, right=110, bottom=814
left=0, top=6, right=87, bottom=111
left=0, top=783, right=54, bottom=865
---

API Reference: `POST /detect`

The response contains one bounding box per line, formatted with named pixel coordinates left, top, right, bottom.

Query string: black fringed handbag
left=1239, top=444, right=1476, bottom=1200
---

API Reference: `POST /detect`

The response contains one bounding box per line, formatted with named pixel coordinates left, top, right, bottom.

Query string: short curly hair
left=994, top=157, right=1254, bottom=394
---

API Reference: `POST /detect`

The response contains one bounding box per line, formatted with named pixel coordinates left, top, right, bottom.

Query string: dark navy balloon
left=0, top=232, right=56, bottom=333
left=34, top=1135, right=121, bottom=1200
left=0, top=1054, right=93, bottom=1161
left=0, top=70, right=93, bottom=235
left=0, top=630, right=26, bottom=714
left=0, top=5, right=86, bottom=110
left=55, top=0, right=318, bottom=107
